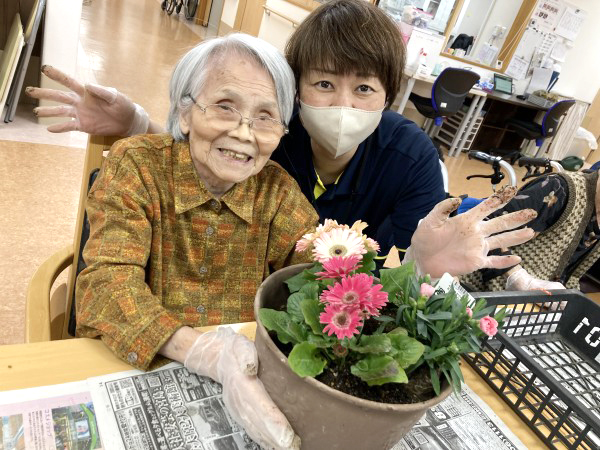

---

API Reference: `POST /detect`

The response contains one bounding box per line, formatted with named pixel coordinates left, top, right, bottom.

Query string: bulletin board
left=505, top=0, right=585, bottom=82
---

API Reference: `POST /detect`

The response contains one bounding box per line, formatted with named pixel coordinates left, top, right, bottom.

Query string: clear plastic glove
left=184, top=327, right=300, bottom=450
left=25, top=65, right=149, bottom=136
left=505, top=267, right=567, bottom=310
left=406, top=186, right=537, bottom=278
left=505, top=267, right=566, bottom=291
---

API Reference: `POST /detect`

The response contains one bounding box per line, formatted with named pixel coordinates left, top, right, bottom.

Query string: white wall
left=452, top=0, right=493, bottom=39
left=470, top=0, right=520, bottom=60
left=551, top=0, right=600, bottom=104
left=221, top=0, right=239, bottom=27
left=257, top=0, right=310, bottom=53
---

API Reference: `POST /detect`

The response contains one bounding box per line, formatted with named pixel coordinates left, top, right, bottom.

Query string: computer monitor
left=493, top=74, right=513, bottom=95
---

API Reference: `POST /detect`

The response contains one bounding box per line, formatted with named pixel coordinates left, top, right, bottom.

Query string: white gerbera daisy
left=312, top=228, right=367, bottom=263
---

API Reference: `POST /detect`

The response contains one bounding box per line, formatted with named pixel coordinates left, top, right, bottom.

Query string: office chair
left=408, top=68, right=480, bottom=137
left=500, top=99, right=576, bottom=163
left=26, top=135, right=120, bottom=342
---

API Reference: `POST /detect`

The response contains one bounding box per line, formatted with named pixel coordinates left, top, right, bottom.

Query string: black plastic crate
left=463, top=290, right=600, bottom=449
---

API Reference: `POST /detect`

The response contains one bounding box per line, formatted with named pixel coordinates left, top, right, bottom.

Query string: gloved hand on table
left=505, top=267, right=566, bottom=291
left=184, top=326, right=300, bottom=450
left=505, top=267, right=567, bottom=310
left=25, top=65, right=149, bottom=136
left=405, top=186, right=538, bottom=279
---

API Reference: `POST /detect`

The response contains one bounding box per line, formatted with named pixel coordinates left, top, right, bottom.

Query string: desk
left=0, top=324, right=546, bottom=448
left=471, top=92, right=551, bottom=157
left=396, top=71, right=487, bottom=158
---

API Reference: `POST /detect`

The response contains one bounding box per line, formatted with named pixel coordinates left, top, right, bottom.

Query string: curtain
left=549, top=101, right=589, bottom=160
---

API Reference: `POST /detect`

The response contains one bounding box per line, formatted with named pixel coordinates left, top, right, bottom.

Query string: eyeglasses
left=187, top=95, right=288, bottom=143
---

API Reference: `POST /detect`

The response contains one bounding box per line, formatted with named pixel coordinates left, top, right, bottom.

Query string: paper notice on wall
left=505, top=55, right=530, bottom=81
left=555, top=6, right=586, bottom=41
left=474, top=43, right=498, bottom=67
left=513, top=27, right=544, bottom=62
left=550, top=40, right=568, bottom=62
left=529, top=0, right=562, bottom=33
left=526, top=67, right=553, bottom=95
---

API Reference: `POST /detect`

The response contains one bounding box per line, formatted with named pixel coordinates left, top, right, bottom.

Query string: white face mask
left=299, top=101, right=384, bottom=158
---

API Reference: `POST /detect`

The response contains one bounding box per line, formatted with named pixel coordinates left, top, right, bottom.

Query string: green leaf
left=448, top=357, right=464, bottom=383
left=424, top=347, right=448, bottom=360
left=285, top=270, right=309, bottom=293
left=389, top=327, right=408, bottom=335
left=287, top=292, right=306, bottom=323
left=299, top=281, right=320, bottom=300
left=288, top=342, right=327, bottom=377
left=349, top=335, right=391, bottom=354
left=307, top=333, right=332, bottom=348
left=388, top=334, right=425, bottom=368
left=350, top=355, right=408, bottom=386
left=430, top=365, right=441, bottom=397
left=380, top=263, right=416, bottom=297
left=355, top=251, right=376, bottom=274
left=258, top=309, right=307, bottom=344
left=425, top=311, right=453, bottom=321
left=473, top=305, right=496, bottom=319
left=374, top=315, right=395, bottom=323
left=284, top=267, right=320, bottom=293
left=300, top=298, right=324, bottom=335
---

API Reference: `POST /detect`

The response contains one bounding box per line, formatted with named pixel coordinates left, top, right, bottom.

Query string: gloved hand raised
left=406, top=186, right=537, bottom=278
left=25, top=65, right=149, bottom=136
left=184, top=327, right=300, bottom=450
left=505, top=267, right=566, bottom=291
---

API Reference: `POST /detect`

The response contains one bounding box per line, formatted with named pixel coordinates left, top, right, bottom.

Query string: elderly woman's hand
left=406, top=186, right=537, bottom=278
left=25, top=65, right=149, bottom=135
left=185, top=327, right=300, bottom=450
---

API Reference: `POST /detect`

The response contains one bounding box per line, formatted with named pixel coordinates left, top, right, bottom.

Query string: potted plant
left=254, top=220, right=505, bottom=449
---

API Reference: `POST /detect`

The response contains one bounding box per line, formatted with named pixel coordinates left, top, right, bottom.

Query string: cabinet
left=470, top=98, right=540, bottom=152
left=436, top=109, right=483, bottom=151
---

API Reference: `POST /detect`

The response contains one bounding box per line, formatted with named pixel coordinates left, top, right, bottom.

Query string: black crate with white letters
left=463, top=290, right=600, bottom=449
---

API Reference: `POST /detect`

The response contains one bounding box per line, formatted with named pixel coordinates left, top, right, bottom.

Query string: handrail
left=263, top=5, right=299, bottom=27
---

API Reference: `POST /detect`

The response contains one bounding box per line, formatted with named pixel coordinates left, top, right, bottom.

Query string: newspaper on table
left=0, top=363, right=527, bottom=450
left=393, top=384, right=526, bottom=450
left=88, top=363, right=259, bottom=450
left=0, top=380, right=102, bottom=450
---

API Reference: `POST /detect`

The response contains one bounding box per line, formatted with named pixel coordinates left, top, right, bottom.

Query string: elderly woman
left=75, top=34, right=314, bottom=449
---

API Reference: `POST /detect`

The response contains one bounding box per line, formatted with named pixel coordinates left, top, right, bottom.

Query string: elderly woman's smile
left=180, top=54, right=283, bottom=198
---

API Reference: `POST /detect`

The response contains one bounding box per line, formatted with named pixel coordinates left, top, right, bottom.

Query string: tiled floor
left=0, top=0, right=533, bottom=345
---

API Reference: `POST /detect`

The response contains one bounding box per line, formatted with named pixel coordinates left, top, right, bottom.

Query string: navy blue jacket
left=271, top=110, right=445, bottom=257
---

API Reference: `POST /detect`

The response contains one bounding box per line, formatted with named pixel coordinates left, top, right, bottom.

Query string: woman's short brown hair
left=285, top=0, right=406, bottom=108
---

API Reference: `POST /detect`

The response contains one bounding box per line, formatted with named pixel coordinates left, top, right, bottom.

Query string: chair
left=504, top=99, right=576, bottom=161
left=25, top=135, right=121, bottom=342
left=408, top=68, right=480, bottom=136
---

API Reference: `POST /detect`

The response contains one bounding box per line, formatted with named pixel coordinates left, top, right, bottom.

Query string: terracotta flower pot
left=254, top=264, right=453, bottom=450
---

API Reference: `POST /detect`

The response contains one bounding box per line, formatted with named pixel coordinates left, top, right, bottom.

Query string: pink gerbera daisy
left=315, top=255, right=362, bottom=279
left=320, top=273, right=373, bottom=309
left=363, top=282, right=389, bottom=317
left=312, top=228, right=366, bottom=263
left=320, top=303, right=363, bottom=340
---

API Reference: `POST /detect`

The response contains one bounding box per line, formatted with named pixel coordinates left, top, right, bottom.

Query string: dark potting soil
left=316, top=363, right=436, bottom=404
left=270, top=331, right=437, bottom=405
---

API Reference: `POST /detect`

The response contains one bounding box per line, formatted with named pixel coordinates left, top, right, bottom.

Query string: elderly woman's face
left=180, top=54, right=282, bottom=192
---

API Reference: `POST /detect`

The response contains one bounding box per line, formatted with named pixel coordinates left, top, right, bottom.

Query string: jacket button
left=196, top=305, right=206, bottom=313
left=127, top=352, right=138, bottom=364
left=200, top=266, right=208, bottom=273
left=206, top=226, right=214, bottom=236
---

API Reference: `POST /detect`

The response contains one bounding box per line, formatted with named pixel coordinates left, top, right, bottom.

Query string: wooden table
left=0, top=323, right=545, bottom=448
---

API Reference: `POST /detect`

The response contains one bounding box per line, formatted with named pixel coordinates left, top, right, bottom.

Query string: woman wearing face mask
left=28, top=0, right=536, bottom=277
left=271, top=0, right=445, bottom=262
